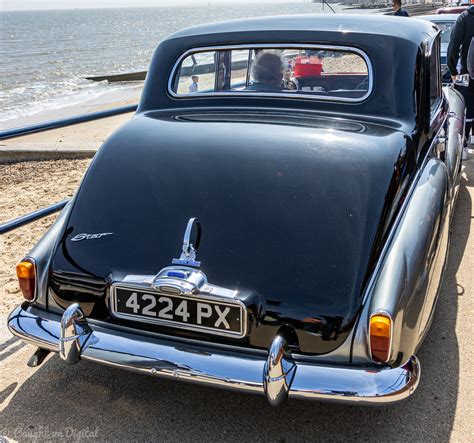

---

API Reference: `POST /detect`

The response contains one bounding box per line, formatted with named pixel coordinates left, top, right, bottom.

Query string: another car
left=418, top=14, right=459, bottom=80
left=437, top=5, right=469, bottom=14
left=8, top=15, right=466, bottom=406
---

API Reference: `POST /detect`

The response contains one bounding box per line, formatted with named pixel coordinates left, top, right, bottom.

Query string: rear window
left=169, top=45, right=372, bottom=102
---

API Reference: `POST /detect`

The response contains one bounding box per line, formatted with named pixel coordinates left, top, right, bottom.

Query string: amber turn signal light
left=16, top=260, right=36, bottom=301
left=369, top=313, right=392, bottom=363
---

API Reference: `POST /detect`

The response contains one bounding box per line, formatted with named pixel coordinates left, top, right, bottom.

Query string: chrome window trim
left=430, top=98, right=445, bottom=127
left=428, top=32, right=443, bottom=114
left=167, top=43, right=373, bottom=104
left=109, top=283, right=248, bottom=339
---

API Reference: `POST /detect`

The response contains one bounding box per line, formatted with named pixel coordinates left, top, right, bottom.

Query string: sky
left=1, top=0, right=302, bottom=11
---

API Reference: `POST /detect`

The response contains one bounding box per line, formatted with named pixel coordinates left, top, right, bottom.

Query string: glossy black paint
left=48, top=15, right=446, bottom=356
left=50, top=111, right=414, bottom=354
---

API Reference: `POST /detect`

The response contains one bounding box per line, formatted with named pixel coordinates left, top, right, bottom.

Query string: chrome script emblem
left=172, top=218, right=201, bottom=267
left=71, top=232, right=114, bottom=242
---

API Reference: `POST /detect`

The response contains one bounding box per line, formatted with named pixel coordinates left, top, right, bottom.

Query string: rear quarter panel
left=352, top=157, right=450, bottom=366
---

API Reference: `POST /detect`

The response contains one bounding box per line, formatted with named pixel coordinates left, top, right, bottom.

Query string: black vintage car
left=8, top=15, right=466, bottom=405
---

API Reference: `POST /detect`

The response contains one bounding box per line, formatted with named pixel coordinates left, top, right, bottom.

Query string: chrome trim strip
left=24, top=256, right=38, bottom=303
left=8, top=304, right=420, bottom=405
left=109, top=283, right=247, bottom=339
left=167, top=43, right=373, bottom=104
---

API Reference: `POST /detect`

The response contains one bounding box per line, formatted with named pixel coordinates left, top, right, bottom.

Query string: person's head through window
left=251, top=52, right=284, bottom=91
left=282, top=68, right=297, bottom=90
left=392, top=0, right=402, bottom=11
left=305, top=50, right=324, bottom=64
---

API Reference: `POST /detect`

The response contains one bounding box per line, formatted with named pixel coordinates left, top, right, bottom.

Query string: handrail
left=321, top=0, right=336, bottom=14
left=0, top=200, right=69, bottom=234
left=0, top=104, right=138, bottom=141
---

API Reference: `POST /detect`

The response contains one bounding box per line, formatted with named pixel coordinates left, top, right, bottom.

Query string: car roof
left=167, top=14, right=437, bottom=45
left=417, top=14, right=459, bottom=21
left=140, top=13, right=438, bottom=124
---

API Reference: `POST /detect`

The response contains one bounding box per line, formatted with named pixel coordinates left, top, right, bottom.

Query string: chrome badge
left=172, top=218, right=201, bottom=267
left=71, top=232, right=114, bottom=242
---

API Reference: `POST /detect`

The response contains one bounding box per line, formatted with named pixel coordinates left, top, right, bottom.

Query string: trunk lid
left=50, top=111, right=412, bottom=354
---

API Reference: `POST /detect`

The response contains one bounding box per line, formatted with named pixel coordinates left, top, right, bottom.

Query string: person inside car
left=282, top=68, right=297, bottom=90
left=247, top=52, right=284, bottom=92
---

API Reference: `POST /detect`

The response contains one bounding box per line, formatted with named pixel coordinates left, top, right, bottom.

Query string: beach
left=0, top=86, right=140, bottom=156
left=0, top=159, right=91, bottom=315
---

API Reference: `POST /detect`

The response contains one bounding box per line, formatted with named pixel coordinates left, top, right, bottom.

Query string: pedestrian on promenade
left=447, top=5, right=474, bottom=159
left=189, top=75, right=199, bottom=93
left=393, top=0, right=409, bottom=17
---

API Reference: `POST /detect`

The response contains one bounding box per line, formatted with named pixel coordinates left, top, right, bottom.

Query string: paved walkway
left=0, top=113, right=133, bottom=163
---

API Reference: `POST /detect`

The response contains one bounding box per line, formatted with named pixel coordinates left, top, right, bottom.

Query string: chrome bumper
left=8, top=303, right=420, bottom=405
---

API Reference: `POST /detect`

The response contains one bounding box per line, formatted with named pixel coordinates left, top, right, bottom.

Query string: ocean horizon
left=0, top=3, right=379, bottom=127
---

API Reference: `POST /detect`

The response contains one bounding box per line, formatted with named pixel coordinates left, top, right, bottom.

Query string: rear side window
left=430, top=37, right=442, bottom=111
left=169, top=45, right=372, bottom=102
left=176, top=51, right=217, bottom=94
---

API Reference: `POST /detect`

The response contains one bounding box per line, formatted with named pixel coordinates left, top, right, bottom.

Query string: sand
left=1, top=113, right=133, bottom=153
left=0, top=159, right=91, bottom=315
left=0, top=85, right=142, bottom=130
left=0, top=91, right=139, bottom=153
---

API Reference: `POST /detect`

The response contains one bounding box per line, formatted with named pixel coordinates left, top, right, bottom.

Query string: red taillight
left=16, top=260, right=36, bottom=301
left=369, top=313, right=392, bottom=363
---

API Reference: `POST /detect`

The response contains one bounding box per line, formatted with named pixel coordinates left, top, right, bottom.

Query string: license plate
left=110, top=286, right=246, bottom=337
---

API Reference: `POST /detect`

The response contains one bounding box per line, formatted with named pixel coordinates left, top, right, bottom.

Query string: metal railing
left=0, top=200, right=69, bottom=234
left=0, top=102, right=139, bottom=233
left=0, top=104, right=137, bottom=141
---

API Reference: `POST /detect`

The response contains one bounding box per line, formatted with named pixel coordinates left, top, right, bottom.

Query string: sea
left=0, top=3, right=378, bottom=127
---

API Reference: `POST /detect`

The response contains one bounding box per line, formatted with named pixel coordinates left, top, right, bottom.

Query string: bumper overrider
left=8, top=303, right=420, bottom=406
